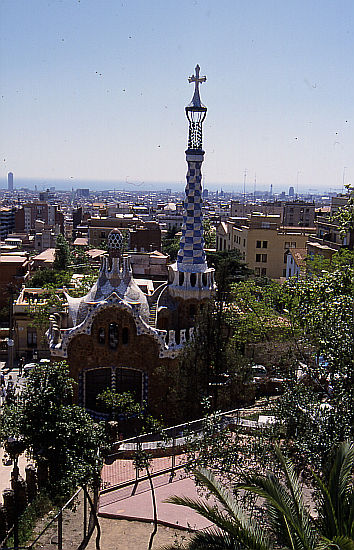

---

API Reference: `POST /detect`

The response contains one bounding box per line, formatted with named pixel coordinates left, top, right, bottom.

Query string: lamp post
left=5, top=437, right=26, bottom=550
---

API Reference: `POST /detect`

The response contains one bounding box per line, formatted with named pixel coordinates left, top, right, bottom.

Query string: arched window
left=109, top=323, right=119, bottom=349
left=190, top=273, right=196, bottom=287
left=179, top=272, right=184, bottom=286
left=122, top=327, right=129, bottom=345
left=202, top=273, right=207, bottom=287
left=98, top=327, right=105, bottom=345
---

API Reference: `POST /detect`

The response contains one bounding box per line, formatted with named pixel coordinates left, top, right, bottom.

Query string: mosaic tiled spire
left=177, top=65, right=208, bottom=273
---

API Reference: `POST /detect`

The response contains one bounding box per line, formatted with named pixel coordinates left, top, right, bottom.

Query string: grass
left=6, top=492, right=54, bottom=547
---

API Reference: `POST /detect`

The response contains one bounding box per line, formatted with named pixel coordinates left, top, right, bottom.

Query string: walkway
left=100, top=469, right=213, bottom=530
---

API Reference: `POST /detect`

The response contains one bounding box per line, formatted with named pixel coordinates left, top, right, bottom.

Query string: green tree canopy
left=53, top=233, right=71, bottom=270
left=0, top=362, right=105, bottom=499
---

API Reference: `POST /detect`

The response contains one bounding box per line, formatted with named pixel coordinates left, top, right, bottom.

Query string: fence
left=101, top=407, right=261, bottom=492
left=0, top=485, right=100, bottom=550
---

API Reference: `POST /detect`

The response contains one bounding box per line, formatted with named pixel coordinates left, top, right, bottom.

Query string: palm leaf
left=166, top=493, right=272, bottom=550
left=321, top=441, right=354, bottom=538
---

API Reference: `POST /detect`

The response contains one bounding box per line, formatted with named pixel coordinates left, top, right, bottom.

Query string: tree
left=0, top=362, right=105, bottom=499
left=332, top=184, right=354, bottom=242
left=274, top=263, right=354, bottom=469
left=97, top=389, right=164, bottom=550
left=162, top=226, right=180, bottom=261
left=53, top=234, right=71, bottom=270
left=164, top=441, right=354, bottom=550
left=203, top=218, right=216, bottom=249
left=30, top=268, right=73, bottom=288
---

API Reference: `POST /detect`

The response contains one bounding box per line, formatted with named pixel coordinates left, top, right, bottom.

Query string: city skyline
left=1, top=0, right=354, bottom=192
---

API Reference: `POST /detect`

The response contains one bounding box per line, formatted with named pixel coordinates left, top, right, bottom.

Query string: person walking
left=0, top=386, right=6, bottom=406
left=0, top=372, right=5, bottom=387
left=18, top=357, right=24, bottom=377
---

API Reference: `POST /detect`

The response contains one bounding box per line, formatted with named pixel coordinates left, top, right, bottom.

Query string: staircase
left=148, top=283, right=167, bottom=328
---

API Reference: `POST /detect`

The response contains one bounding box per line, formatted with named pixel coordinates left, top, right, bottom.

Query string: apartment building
left=283, top=201, right=315, bottom=227
left=230, top=200, right=284, bottom=220
left=15, top=202, right=64, bottom=233
left=307, top=194, right=353, bottom=259
left=0, top=206, right=16, bottom=239
left=216, top=213, right=314, bottom=279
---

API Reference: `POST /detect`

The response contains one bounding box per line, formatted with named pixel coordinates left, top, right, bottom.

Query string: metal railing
left=101, top=408, right=261, bottom=491
left=0, top=485, right=100, bottom=550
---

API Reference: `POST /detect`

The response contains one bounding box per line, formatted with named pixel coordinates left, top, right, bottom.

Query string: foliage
left=203, top=218, right=216, bottom=249
left=177, top=298, right=254, bottom=419
left=164, top=441, right=354, bottom=550
left=0, top=362, right=105, bottom=499
left=53, top=234, right=71, bottom=270
left=331, top=184, right=354, bottom=239
left=271, top=263, right=354, bottom=469
left=30, top=268, right=73, bottom=288
left=97, top=389, right=164, bottom=550
left=207, top=249, right=251, bottom=300
left=9, top=492, right=53, bottom=546
left=162, top=226, right=180, bottom=261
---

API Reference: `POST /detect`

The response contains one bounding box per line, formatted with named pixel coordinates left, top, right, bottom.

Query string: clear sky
left=1, top=0, right=353, bottom=193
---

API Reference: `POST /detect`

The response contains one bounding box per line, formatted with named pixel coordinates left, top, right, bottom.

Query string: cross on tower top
left=187, top=64, right=206, bottom=109
left=189, top=64, right=206, bottom=91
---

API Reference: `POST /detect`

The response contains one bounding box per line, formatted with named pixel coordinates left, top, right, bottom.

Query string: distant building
left=0, top=254, right=32, bottom=309
left=15, top=202, right=64, bottom=233
left=7, top=172, right=13, bottom=192
left=285, top=248, right=307, bottom=278
left=216, top=213, right=314, bottom=279
left=307, top=194, right=353, bottom=260
left=283, top=201, right=315, bottom=227
left=0, top=206, right=16, bottom=239
left=76, top=188, right=90, bottom=198
left=289, top=186, right=295, bottom=197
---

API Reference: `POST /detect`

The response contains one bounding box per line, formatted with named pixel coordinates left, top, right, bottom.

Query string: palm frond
left=240, top=449, right=317, bottom=550
left=316, top=535, right=354, bottom=550
left=325, top=441, right=354, bottom=538
left=312, top=469, right=339, bottom=538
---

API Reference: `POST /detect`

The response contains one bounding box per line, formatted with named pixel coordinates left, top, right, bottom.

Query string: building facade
left=46, top=66, right=215, bottom=422
left=216, top=213, right=314, bottom=279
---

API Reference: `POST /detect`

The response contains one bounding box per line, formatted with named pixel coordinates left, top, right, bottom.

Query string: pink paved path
left=99, top=469, right=214, bottom=531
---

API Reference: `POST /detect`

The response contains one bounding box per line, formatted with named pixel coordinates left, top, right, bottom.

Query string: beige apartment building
left=216, top=213, right=315, bottom=279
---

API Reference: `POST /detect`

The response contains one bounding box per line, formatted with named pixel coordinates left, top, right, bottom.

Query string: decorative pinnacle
left=188, top=64, right=206, bottom=109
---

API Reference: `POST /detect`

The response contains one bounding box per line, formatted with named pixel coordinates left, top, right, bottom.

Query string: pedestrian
left=6, top=375, right=14, bottom=393
left=0, top=386, right=6, bottom=406
left=0, top=372, right=5, bottom=387
left=19, top=357, right=24, bottom=377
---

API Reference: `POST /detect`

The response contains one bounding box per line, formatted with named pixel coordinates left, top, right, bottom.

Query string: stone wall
left=67, top=305, right=179, bottom=421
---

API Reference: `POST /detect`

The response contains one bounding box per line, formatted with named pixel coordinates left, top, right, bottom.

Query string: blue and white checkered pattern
left=177, top=158, right=207, bottom=272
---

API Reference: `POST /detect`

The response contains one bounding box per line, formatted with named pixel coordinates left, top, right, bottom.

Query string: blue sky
left=1, top=0, right=353, bottom=192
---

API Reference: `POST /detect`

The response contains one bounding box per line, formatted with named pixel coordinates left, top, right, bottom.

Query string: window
left=27, top=328, right=37, bottom=347
left=256, top=254, right=261, bottom=262
left=284, top=253, right=288, bottom=263
left=100, top=231, right=106, bottom=238
left=262, top=241, right=268, bottom=248
left=109, top=323, right=119, bottom=349
left=261, top=267, right=267, bottom=276
left=262, top=254, right=267, bottom=262
left=122, top=327, right=129, bottom=345
left=179, top=272, right=184, bottom=286
left=243, top=239, right=246, bottom=247
left=256, top=240, right=261, bottom=248
left=283, top=269, right=286, bottom=277
left=255, top=267, right=260, bottom=276
left=98, top=327, right=105, bottom=345
left=190, top=273, right=196, bottom=287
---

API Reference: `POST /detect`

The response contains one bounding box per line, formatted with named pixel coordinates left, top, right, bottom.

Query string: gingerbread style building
left=47, top=66, right=215, bottom=421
